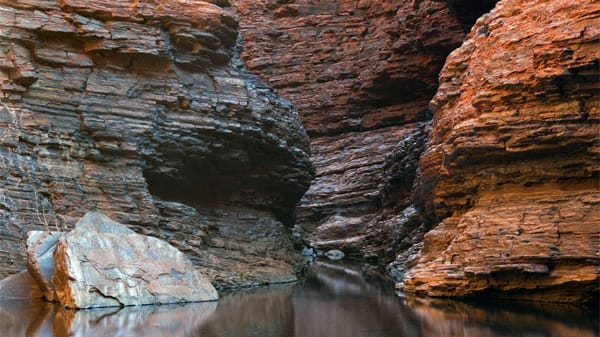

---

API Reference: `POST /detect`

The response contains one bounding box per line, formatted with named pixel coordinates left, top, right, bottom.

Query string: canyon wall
left=234, top=0, right=598, bottom=302
left=231, top=0, right=472, bottom=261
left=401, top=0, right=599, bottom=302
left=0, top=0, right=313, bottom=289
left=1, top=0, right=596, bottom=303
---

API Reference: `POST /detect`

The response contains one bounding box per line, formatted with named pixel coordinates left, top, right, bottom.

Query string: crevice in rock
left=90, top=286, right=124, bottom=308
left=445, top=0, right=500, bottom=31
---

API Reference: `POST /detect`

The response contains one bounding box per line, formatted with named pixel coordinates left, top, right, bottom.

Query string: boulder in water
left=52, top=212, right=218, bottom=308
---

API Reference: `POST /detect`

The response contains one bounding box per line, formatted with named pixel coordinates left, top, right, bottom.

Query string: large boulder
left=52, top=212, right=218, bottom=308
left=21, top=212, right=218, bottom=309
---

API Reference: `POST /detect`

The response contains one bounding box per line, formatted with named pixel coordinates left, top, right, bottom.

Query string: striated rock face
left=0, top=0, right=313, bottom=288
left=52, top=212, right=217, bottom=308
left=401, top=0, right=599, bottom=302
left=232, top=0, right=466, bottom=259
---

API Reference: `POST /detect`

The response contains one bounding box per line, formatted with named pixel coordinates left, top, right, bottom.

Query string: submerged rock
left=324, top=250, right=345, bottom=261
left=51, top=212, right=218, bottom=309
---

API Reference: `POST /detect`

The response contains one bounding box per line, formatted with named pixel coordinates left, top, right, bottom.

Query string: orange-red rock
left=401, top=0, right=599, bottom=302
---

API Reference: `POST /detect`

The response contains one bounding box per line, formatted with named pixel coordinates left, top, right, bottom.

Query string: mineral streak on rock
left=401, top=0, right=600, bottom=302
left=0, top=0, right=313, bottom=289
left=231, top=0, right=466, bottom=259
left=26, top=230, right=61, bottom=301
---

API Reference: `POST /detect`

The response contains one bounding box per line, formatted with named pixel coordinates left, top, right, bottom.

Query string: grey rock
left=301, top=246, right=315, bottom=256
left=51, top=212, right=218, bottom=308
left=324, top=250, right=345, bottom=260
left=74, top=211, right=135, bottom=235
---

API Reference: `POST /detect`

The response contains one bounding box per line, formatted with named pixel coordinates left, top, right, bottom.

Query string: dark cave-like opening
left=446, top=0, right=500, bottom=31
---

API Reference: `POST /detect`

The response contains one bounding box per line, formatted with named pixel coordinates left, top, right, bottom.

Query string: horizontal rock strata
left=0, top=0, right=313, bottom=288
left=401, top=0, right=599, bottom=302
left=232, top=0, right=467, bottom=260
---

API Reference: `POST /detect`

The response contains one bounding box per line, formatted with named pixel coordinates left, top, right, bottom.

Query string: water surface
left=1, top=261, right=597, bottom=337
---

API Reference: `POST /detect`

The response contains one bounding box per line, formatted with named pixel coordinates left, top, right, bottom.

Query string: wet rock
left=324, top=250, right=345, bottom=261
left=52, top=212, right=218, bottom=309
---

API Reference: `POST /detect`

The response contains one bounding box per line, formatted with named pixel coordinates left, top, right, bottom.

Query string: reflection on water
left=1, top=261, right=597, bottom=337
left=0, top=299, right=217, bottom=337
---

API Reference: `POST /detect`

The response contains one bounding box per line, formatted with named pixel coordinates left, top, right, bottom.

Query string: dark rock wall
left=232, top=0, right=466, bottom=261
left=233, top=0, right=598, bottom=302
left=0, top=0, right=313, bottom=289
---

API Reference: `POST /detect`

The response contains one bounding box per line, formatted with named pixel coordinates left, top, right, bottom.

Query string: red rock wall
left=0, top=0, right=313, bottom=288
left=234, top=0, right=598, bottom=302
left=232, top=0, right=466, bottom=258
left=401, top=0, right=599, bottom=302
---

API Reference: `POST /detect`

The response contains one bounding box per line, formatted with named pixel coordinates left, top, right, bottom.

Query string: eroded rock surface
left=51, top=212, right=217, bottom=308
left=400, top=0, right=599, bottom=302
left=0, top=0, right=313, bottom=288
left=232, top=0, right=466, bottom=260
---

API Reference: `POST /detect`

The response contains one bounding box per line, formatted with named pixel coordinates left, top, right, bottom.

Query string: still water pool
left=1, top=261, right=597, bottom=337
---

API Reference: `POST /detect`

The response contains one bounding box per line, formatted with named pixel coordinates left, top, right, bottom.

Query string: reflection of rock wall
left=0, top=0, right=313, bottom=288
left=293, top=262, right=419, bottom=337
left=231, top=0, right=466, bottom=260
left=0, top=299, right=217, bottom=337
left=406, top=297, right=599, bottom=337
left=401, top=0, right=599, bottom=302
left=2, top=263, right=597, bottom=337
left=195, top=285, right=296, bottom=337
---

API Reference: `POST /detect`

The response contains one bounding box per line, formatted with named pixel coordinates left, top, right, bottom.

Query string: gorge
left=0, top=0, right=598, bottom=321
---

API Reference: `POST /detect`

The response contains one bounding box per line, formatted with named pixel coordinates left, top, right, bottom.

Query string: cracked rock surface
left=51, top=212, right=218, bottom=308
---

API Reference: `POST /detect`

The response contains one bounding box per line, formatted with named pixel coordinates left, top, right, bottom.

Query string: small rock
left=324, top=249, right=345, bottom=260
left=301, top=246, right=314, bottom=256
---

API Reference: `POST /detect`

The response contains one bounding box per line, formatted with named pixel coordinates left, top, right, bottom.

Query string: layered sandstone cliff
left=234, top=0, right=598, bottom=302
left=0, top=0, right=313, bottom=289
left=232, top=0, right=471, bottom=260
left=400, top=0, right=599, bottom=302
